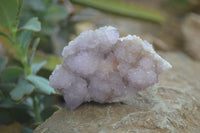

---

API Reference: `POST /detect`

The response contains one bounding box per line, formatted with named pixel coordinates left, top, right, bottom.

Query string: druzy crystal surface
left=49, top=26, right=172, bottom=110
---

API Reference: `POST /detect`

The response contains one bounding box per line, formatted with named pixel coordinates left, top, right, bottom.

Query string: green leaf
left=1, top=67, right=24, bottom=83
left=71, top=0, right=165, bottom=23
left=27, top=75, right=55, bottom=95
left=0, top=83, right=16, bottom=96
left=22, top=97, right=33, bottom=109
left=29, top=38, right=40, bottom=65
left=17, top=30, right=33, bottom=51
left=0, top=56, right=8, bottom=72
left=0, top=98, right=32, bottom=109
left=10, top=78, right=34, bottom=101
left=41, top=23, right=56, bottom=36
left=32, top=61, right=47, bottom=74
left=0, top=98, right=16, bottom=108
left=20, top=17, right=41, bottom=32
left=0, top=32, right=13, bottom=43
left=34, top=54, right=62, bottom=71
left=22, top=127, right=33, bottom=133
left=44, top=5, right=69, bottom=22
left=41, top=105, right=60, bottom=121
left=25, top=0, right=45, bottom=11
left=0, top=0, right=18, bottom=28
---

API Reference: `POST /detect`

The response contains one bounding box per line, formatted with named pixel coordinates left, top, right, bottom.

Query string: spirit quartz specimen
left=49, top=26, right=172, bottom=110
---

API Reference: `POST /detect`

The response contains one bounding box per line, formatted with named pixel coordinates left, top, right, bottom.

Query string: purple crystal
left=49, top=26, right=172, bottom=110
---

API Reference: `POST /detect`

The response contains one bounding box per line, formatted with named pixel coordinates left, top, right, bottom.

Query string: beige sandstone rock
left=34, top=52, right=200, bottom=133
left=182, top=13, right=200, bottom=60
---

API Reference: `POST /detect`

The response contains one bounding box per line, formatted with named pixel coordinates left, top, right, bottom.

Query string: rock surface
left=182, top=13, right=200, bottom=60
left=34, top=52, right=200, bottom=133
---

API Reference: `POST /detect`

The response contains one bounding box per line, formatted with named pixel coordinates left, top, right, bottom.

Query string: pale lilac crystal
left=49, top=26, right=172, bottom=110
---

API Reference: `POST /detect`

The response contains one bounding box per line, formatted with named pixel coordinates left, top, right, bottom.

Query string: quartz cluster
left=49, top=26, right=172, bottom=110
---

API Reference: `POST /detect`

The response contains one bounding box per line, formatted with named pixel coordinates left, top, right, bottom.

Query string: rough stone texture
left=141, top=34, right=171, bottom=51
left=182, top=13, right=200, bottom=60
left=35, top=52, right=200, bottom=133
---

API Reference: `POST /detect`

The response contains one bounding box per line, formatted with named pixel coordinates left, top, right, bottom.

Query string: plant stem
left=33, top=96, right=42, bottom=123
left=21, top=54, right=32, bottom=75
left=11, top=29, right=32, bottom=76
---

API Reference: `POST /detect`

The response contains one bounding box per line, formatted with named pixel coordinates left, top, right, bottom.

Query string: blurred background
left=0, top=0, right=200, bottom=132
left=18, top=0, right=200, bottom=56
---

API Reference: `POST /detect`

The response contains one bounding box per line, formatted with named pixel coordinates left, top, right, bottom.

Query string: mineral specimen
left=49, top=26, right=172, bottom=110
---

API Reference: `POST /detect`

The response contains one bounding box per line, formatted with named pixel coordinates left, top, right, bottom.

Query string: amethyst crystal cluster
left=49, top=26, right=172, bottom=110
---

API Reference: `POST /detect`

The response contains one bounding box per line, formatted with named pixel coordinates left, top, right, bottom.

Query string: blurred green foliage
left=0, top=0, right=61, bottom=132
left=165, top=0, right=190, bottom=13
left=70, top=0, right=165, bottom=23
left=21, top=0, right=72, bottom=54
